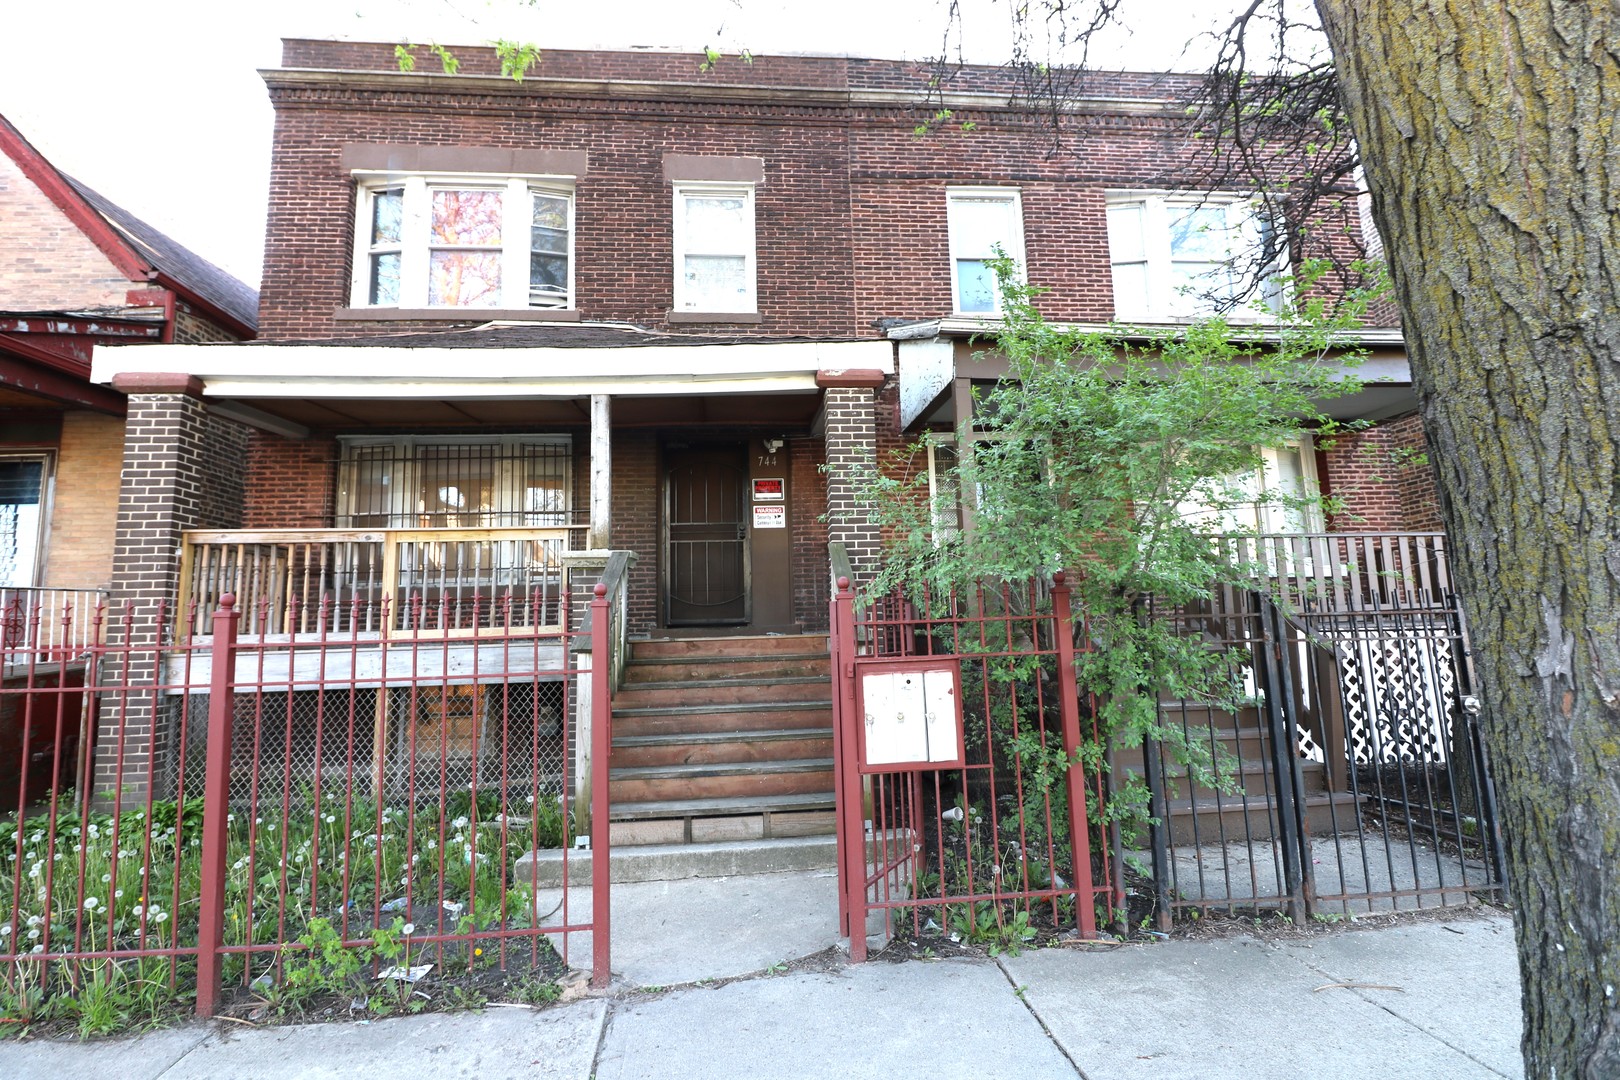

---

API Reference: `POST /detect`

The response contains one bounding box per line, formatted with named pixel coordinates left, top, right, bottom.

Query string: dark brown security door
left=665, top=446, right=749, bottom=625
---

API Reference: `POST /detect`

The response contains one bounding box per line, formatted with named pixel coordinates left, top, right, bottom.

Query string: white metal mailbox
left=854, top=657, right=965, bottom=772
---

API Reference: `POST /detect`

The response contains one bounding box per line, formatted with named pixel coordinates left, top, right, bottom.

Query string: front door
left=664, top=445, right=749, bottom=625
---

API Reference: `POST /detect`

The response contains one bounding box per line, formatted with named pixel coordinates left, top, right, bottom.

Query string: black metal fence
left=1134, top=534, right=1507, bottom=924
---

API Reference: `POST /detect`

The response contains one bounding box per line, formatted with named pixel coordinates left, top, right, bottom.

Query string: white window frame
left=335, top=435, right=574, bottom=529
left=0, top=452, right=53, bottom=588
left=1106, top=191, right=1285, bottom=322
left=350, top=175, right=576, bottom=311
left=1178, top=436, right=1323, bottom=536
left=671, top=181, right=757, bottom=313
left=946, top=187, right=1026, bottom=316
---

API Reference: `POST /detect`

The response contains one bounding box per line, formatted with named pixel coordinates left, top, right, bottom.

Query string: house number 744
left=758, top=454, right=777, bottom=466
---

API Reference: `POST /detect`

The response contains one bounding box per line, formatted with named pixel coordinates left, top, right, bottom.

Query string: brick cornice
left=816, top=368, right=887, bottom=389
left=111, top=372, right=206, bottom=397
left=260, top=68, right=1178, bottom=117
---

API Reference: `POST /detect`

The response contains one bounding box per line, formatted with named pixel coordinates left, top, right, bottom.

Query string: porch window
left=0, top=455, right=50, bottom=588
left=336, top=437, right=572, bottom=529
left=1178, top=437, right=1322, bottom=535
left=352, top=177, right=575, bottom=310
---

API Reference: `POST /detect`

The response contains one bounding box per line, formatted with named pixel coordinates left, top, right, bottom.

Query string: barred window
left=336, top=438, right=572, bottom=529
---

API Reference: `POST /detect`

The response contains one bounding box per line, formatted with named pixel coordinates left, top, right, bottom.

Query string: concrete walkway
left=0, top=877, right=1524, bottom=1080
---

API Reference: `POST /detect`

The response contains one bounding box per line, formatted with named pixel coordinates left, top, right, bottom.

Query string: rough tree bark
left=1313, top=2, right=1620, bottom=1076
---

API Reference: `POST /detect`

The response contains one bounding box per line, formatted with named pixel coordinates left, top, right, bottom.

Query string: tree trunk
left=1313, top=2, right=1620, bottom=1075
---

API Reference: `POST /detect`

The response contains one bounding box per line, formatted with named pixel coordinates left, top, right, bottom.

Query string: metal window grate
left=336, top=441, right=575, bottom=530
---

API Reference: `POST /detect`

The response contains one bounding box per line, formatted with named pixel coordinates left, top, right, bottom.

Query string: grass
left=0, top=787, right=575, bottom=1034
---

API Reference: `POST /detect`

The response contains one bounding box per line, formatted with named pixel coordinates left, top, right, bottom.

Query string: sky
left=0, top=1, right=1228, bottom=288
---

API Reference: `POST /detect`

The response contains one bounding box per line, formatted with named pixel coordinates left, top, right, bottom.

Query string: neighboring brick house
left=0, top=112, right=256, bottom=807
left=0, top=112, right=258, bottom=598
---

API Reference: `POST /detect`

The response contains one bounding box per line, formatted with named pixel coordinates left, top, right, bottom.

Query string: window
left=947, top=188, right=1025, bottom=315
left=353, top=177, right=574, bottom=310
left=926, top=437, right=963, bottom=544
left=0, top=455, right=50, bottom=588
left=1107, top=193, right=1284, bottom=321
left=1179, top=438, right=1322, bottom=535
left=336, top=437, right=572, bottom=529
left=672, top=183, right=756, bottom=312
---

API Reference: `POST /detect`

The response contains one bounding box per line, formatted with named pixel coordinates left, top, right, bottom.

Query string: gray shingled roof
left=64, top=177, right=259, bottom=332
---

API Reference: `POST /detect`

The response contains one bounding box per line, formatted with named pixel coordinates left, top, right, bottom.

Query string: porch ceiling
left=206, top=388, right=826, bottom=429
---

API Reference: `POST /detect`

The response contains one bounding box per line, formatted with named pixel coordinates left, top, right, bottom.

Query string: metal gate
left=1139, top=556, right=1508, bottom=923
left=829, top=574, right=1112, bottom=959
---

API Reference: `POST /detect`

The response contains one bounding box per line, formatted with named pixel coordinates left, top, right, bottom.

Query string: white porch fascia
left=92, top=339, right=896, bottom=399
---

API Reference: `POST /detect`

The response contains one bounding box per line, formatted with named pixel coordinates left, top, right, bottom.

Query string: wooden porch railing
left=178, top=527, right=571, bottom=639
left=1214, top=531, right=1455, bottom=613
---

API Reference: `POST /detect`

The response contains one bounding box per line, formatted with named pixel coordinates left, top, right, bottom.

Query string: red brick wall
left=259, top=48, right=1391, bottom=343
left=259, top=88, right=855, bottom=341
left=243, top=432, right=338, bottom=528
left=790, top=434, right=829, bottom=630
left=1321, top=413, right=1441, bottom=532
left=608, top=432, right=659, bottom=635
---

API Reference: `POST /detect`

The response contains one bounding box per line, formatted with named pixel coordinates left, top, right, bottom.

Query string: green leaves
left=845, top=255, right=1386, bottom=835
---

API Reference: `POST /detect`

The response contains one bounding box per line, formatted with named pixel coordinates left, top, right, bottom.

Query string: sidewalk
left=0, top=872, right=1523, bottom=1080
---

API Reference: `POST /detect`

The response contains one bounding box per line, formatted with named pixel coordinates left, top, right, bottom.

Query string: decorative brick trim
left=816, top=369, right=887, bottom=389
left=110, top=372, right=205, bottom=397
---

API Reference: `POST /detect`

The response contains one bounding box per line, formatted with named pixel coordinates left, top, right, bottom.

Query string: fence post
left=831, top=577, right=869, bottom=961
left=1256, top=595, right=1307, bottom=923
left=195, top=594, right=239, bottom=1018
left=1050, top=573, right=1098, bottom=938
left=588, top=582, right=612, bottom=989
left=828, top=585, right=849, bottom=940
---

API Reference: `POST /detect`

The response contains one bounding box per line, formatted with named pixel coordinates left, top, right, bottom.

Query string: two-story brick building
left=85, top=42, right=1441, bottom=839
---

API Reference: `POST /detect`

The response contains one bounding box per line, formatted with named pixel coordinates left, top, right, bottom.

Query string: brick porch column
left=95, top=375, right=249, bottom=809
left=819, top=370, right=887, bottom=587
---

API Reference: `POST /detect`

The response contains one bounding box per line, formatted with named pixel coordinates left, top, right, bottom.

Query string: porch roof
left=91, top=327, right=895, bottom=434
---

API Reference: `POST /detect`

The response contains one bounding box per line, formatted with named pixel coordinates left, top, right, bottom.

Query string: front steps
left=1115, top=701, right=1363, bottom=845
left=607, top=634, right=837, bottom=852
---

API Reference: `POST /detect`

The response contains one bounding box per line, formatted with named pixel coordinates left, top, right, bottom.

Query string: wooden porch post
left=588, top=394, right=612, bottom=550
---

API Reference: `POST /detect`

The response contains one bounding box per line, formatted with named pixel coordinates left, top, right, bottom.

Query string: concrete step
left=612, top=676, right=830, bottom=709
left=514, top=835, right=841, bottom=885
left=631, top=634, right=829, bottom=660
left=610, top=758, right=834, bottom=803
left=611, top=700, right=833, bottom=737
left=607, top=792, right=837, bottom=846
left=611, top=727, right=834, bottom=768
left=624, top=653, right=830, bottom=682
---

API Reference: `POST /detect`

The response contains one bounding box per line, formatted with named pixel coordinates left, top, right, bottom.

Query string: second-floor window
left=353, top=178, right=575, bottom=311
left=1107, top=193, right=1284, bottom=322
left=947, top=187, right=1025, bottom=315
left=672, top=183, right=757, bottom=312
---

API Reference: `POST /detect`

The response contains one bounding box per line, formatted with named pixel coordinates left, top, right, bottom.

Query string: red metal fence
left=829, top=574, right=1112, bottom=960
left=1, top=586, right=613, bottom=1020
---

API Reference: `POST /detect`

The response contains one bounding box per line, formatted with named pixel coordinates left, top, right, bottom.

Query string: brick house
left=82, top=42, right=1443, bottom=835
left=0, top=112, right=257, bottom=806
